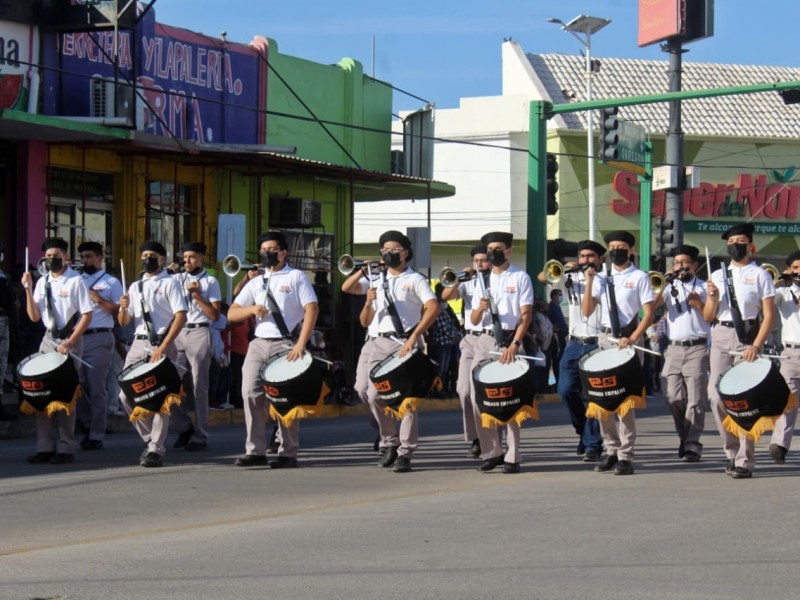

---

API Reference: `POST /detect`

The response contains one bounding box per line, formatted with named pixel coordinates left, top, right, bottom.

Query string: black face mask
left=189, top=266, right=203, bottom=276
left=609, top=249, right=629, bottom=267
left=45, top=257, right=64, bottom=273
left=82, top=264, right=98, bottom=275
left=488, top=249, right=506, bottom=267
left=727, top=243, right=749, bottom=262
left=382, top=252, right=402, bottom=269
left=260, top=251, right=280, bottom=268
left=141, top=257, right=160, bottom=274
left=678, top=269, right=693, bottom=282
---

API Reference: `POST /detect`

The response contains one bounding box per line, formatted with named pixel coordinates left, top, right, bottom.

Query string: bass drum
left=472, top=358, right=538, bottom=427
left=17, top=351, right=80, bottom=415
left=579, top=347, right=645, bottom=419
left=118, top=357, right=182, bottom=420
left=260, top=351, right=327, bottom=426
left=369, top=348, right=437, bottom=415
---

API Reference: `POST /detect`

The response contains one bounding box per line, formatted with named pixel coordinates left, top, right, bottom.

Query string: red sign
left=638, top=0, right=684, bottom=47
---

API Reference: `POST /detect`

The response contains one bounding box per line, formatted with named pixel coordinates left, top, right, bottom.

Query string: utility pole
left=664, top=38, right=685, bottom=252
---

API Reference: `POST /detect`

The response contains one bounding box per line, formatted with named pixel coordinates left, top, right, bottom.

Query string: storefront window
left=147, top=181, right=192, bottom=261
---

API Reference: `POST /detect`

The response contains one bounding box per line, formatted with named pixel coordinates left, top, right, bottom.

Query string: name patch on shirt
left=505, top=286, right=517, bottom=293
left=58, top=290, right=69, bottom=297
left=743, top=277, right=756, bottom=284
left=278, top=285, right=291, bottom=293
left=624, top=281, right=636, bottom=289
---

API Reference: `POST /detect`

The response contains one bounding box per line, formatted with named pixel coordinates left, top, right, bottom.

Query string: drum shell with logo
left=260, top=351, right=325, bottom=416
left=369, top=349, right=437, bottom=410
left=118, top=357, right=182, bottom=413
left=17, top=352, right=79, bottom=412
left=716, top=357, right=790, bottom=432
left=472, top=358, right=534, bottom=424
left=578, top=347, right=643, bottom=412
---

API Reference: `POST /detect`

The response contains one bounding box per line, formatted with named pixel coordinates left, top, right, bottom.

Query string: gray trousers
left=770, top=347, right=800, bottom=450
left=354, top=337, right=381, bottom=438
left=119, top=339, right=179, bottom=457
left=172, top=327, right=213, bottom=443
left=470, top=335, right=521, bottom=464
left=595, top=333, right=638, bottom=461
left=241, top=338, right=300, bottom=458
left=35, top=333, right=84, bottom=454
left=707, top=325, right=755, bottom=470
left=662, top=343, right=709, bottom=455
left=76, top=331, right=114, bottom=442
left=456, top=334, right=480, bottom=442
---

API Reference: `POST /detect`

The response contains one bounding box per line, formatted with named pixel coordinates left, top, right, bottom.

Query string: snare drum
left=716, top=357, right=795, bottom=440
left=118, top=357, right=182, bottom=421
left=260, top=351, right=326, bottom=426
left=472, top=358, right=538, bottom=427
left=17, top=351, right=80, bottom=415
left=369, top=348, right=437, bottom=416
left=579, top=347, right=645, bottom=419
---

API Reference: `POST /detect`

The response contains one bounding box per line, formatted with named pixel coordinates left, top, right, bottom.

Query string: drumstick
left=24, top=246, right=29, bottom=288
left=607, top=336, right=662, bottom=357
left=69, top=351, right=94, bottom=369
left=280, top=344, right=334, bottom=366
left=120, top=259, right=127, bottom=291
left=704, top=246, right=712, bottom=279
left=490, top=350, right=545, bottom=363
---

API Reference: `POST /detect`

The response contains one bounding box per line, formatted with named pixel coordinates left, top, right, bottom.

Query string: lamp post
left=546, top=14, right=611, bottom=242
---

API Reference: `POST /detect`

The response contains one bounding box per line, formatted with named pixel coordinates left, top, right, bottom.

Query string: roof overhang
left=0, top=109, right=130, bottom=143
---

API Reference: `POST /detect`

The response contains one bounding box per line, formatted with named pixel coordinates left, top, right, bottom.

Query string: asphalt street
left=2, top=398, right=800, bottom=600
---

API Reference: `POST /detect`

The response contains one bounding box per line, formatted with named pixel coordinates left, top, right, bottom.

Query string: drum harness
left=44, top=275, right=77, bottom=341
left=475, top=271, right=507, bottom=346
left=604, top=266, right=639, bottom=340
left=722, top=266, right=752, bottom=345
left=137, top=277, right=173, bottom=347
left=262, top=274, right=293, bottom=340
left=380, top=270, right=414, bottom=340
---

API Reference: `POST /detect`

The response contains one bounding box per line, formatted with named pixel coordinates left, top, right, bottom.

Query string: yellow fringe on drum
left=268, top=383, right=330, bottom=428
left=586, top=389, right=647, bottom=421
left=722, top=394, right=799, bottom=441
left=480, top=402, right=540, bottom=429
left=19, top=386, right=81, bottom=417
left=384, top=396, right=420, bottom=420
left=128, top=393, right=183, bottom=422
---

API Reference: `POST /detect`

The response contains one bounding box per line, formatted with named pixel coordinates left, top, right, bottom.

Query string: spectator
left=526, top=300, right=553, bottom=394
left=427, top=283, right=462, bottom=397
left=547, top=289, right=568, bottom=390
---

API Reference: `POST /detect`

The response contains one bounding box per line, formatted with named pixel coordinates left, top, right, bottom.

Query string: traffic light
left=546, top=153, right=559, bottom=215
left=653, top=217, right=678, bottom=258
left=599, top=107, right=619, bottom=162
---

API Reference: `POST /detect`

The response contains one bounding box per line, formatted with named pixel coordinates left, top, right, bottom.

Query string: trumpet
left=337, top=254, right=380, bottom=276
left=222, top=254, right=263, bottom=277
left=543, top=260, right=589, bottom=284
left=762, top=263, right=780, bottom=283
left=648, top=271, right=666, bottom=295
left=440, top=267, right=474, bottom=288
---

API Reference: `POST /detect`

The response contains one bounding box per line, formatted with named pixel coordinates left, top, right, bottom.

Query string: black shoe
left=724, top=459, right=735, bottom=475
left=173, top=427, right=194, bottom=449
left=140, top=452, right=163, bottom=468
left=140, top=444, right=150, bottom=461
left=502, top=462, right=520, bottom=474
left=731, top=466, right=752, bottom=479
left=270, top=456, right=298, bottom=469
left=478, top=454, right=505, bottom=472
left=769, top=443, right=787, bottom=465
left=467, top=439, right=481, bottom=459
left=576, top=440, right=586, bottom=456
left=234, top=454, right=268, bottom=467
left=80, top=439, right=103, bottom=451
left=682, top=450, right=701, bottom=463
left=613, top=459, right=634, bottom=475
left=51, top=453, right=75, bottom=465
left=373, top=435, right=381, bottom=453
left=378, top=446, right=399, bottom=468
left=678, top=441, right=686, bottom=459
left=583, top=449, right=600, bottom=463
left=393, top=455, right=412, bottom=473
left=594, top=454, right=619, bottom=473
left=185, top=441, right=207, bottom=452
left=27, top=452, right=56, bottom=464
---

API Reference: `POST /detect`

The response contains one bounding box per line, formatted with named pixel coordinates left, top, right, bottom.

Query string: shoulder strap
left=262, top=276, right=292, bottom=338
left=381, top=272, right=408, bottom=336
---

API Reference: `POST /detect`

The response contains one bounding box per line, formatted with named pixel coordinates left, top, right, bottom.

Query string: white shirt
left=710, top=262, right=775, bottom=321
left=234, top=265, right=317, bottom=339
left=125, top=270, right=188, bottom=335
left=33, top=267, right=92, bottom=330
left=594, top=264, right=655, bottom=329
left=357, top=268, right=435, bottom=334
left=774, top=284, right=800, bottom=343
left=663, top=276, right=710, bottom=341
left=470, top=264, right=534, bottom=331
left=81, top=270, right=123, bottom=329
left=210, top=314, right=228, bottom=361
left=553, top=273, right=602, bottom=338
left=457, top=274, right=489, bottom=332
left=173, top=269, right=222, bottom=325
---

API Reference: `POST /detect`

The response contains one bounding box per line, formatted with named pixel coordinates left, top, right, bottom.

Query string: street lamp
left=547, top=14, right=611, bottom=242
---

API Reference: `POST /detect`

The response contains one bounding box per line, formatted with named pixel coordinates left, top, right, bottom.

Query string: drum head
left=372, top=348, right=418, bottom=378
left=120, top=357, right=165, bottom=381
left=581, top=347, right=636, bottom=372
left=718, top=358, right=772, bottom=395
left=261, top=352, right=313, bottom=383
left=475, top=359, right=529, bottom=383
left=18, top=352, right=68, bottom=377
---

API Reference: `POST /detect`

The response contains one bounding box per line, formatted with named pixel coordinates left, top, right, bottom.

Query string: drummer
left=655, top=245, right=710, bottom=463
left=341, top=230, right=438, bottom=473
left=228, top=231, right=319, bottom=469
left=441, top=244, right=490, bottom=459
left=22, top=237, right=93, bottom=465
left=765, top=251, right=800, bottom=464
left=581, top=230, right=655, bottom=476
left=704, top=222, right=775, bottom=479
left=536, top=239, right=605, bottom=463
left=469, top=231, right=533, bottom=474
left=118, top=241, right=188, bottom=468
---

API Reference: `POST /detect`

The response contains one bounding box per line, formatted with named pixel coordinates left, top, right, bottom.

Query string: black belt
left=468, top=331, right=484, bottom=337
left=377, top=331, right=410, bottom=339
left=719, top=319, right=756, bottom=328
left=258, top=336, right=294, bottom=342
left=186, top=323, right=210, bottom=329
left=135, top=334, right=164, bottom=344
left=670, top=338, right=707, bottom=348
left=569, top=335, right=598, bottom=344
left=485, top=329, right=514, bottom=338
left=85, top=327, right=113, bottom=335
left=784, top=342, right=800, bottom=349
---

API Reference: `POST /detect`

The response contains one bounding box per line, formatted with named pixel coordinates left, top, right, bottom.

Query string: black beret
left=140, top=240, right=167, bottom=256
left=576, top=240, right=606, bottom=255
left=669, top=244, right=700, bottom=260
left=470, top=244, right=488, bottom=257
left=721, top=222, right=755, bottom=241
left=786, top=250, right=800, bottom=266
left=78, top=241, right=103, bottom=255
left=258, top=231, right=288, bottom=250
left=603, top=230, right=636, bottom=247
left=42, top=237, right=68, bottom=252
left=181, top=241, right=207, bottom=255
left=480, top=231, right=513, bottom=247
left=378, top=230, right=412, bottom=249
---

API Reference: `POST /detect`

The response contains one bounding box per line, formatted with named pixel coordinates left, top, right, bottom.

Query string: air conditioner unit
left=269, top=198, right=322, bottom=227
left=90, top=78, right=144, bottom=127
left=91, top=77, right=114, bottom=118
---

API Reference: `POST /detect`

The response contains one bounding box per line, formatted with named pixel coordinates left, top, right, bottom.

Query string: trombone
left=337, top=254, right=380, bottom=276
left=222, top=254, right=263, bottom=277
left=439, top=266, right=474, bottom=288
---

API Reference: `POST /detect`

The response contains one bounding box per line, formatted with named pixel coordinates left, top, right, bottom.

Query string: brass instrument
left=762, top=263, right=780, bottom=283
left=222, top=254, right=262, bottom=277
left=648, top=271, right=666, bottom=296
left=337, top=254, right=380, bottom=276
left=440, top=267, right=473, bottom=288
left=543, top=259, right=588, bottom=284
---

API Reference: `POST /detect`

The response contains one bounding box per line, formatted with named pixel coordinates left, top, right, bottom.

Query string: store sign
left=685, top=221, right=800, bottom=235
left=0, top=20, right=33, bottom=110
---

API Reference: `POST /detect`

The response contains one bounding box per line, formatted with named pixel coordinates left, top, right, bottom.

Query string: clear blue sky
left=153, top=0, right=798, bottom=113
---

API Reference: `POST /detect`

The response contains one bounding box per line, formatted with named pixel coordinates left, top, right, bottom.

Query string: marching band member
left=342, top=230, right=438, bottom=473
left=75, top=242, right=122, bottom=452
left=170, top=242, right=222, bottom=452
left=22, top=238, right=93, bottom=465
left=704, top=223, right=775, bottom=479
left=655, top=245, right=709, bottom=463
left=470, top=231, right=533, bottom=474
left=537, top=240, right=606, bottom=462
left=441, top=244, right=490, bottom=458
left=229, top=231, right=319, bottom=469
left=118, top=241, right=188, bottom=468
left=766, top=250, right=800, bottom=464
left=581, top=231, right=655, bottom=476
